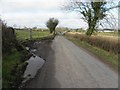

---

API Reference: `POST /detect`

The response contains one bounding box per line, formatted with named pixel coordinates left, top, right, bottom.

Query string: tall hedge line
left=65, top=33, right=119, bottom=54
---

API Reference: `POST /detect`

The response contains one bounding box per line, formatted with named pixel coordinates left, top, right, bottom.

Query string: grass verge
left=2, top=49, right=21, bottom=88
left=2, top=48, right=29, bottom=88
left=65, top=36, right=118, bottom=70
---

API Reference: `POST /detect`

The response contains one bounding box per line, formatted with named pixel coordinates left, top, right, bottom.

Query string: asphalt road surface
left=26, top=36, right=118, bottom=88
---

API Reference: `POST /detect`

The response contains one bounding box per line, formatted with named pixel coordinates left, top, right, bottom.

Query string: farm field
left=68, top=31, right=118, bottom=38
left=96, top=32, right=118, bottom=37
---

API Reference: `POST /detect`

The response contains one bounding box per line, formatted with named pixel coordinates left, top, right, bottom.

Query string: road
left=26, top=36, right=118, bottom=88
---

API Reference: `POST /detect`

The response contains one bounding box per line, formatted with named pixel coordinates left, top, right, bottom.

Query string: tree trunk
left=53, top=30, right=55, bottom=35
left=86, top=20, right=96, bottom=36
left=86, top=28, right=94, bottom=36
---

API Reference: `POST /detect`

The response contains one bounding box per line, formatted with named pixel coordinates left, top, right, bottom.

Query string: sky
left=0, top=0, right=119, bottom=29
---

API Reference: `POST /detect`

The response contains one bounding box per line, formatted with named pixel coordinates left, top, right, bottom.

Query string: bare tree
left=64, top=0, right=119, bottom=36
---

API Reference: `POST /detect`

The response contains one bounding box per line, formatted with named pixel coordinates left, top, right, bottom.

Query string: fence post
left=30, top=29, right=32, bottom=40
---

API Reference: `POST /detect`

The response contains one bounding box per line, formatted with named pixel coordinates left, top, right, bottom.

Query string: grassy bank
left=2, top=50, right=20, bottom=88
left=2, top=48, right=30, bottom=88
left=65, top=35, right=118, bottom=70
left=3, top=49, right=22, bottom=88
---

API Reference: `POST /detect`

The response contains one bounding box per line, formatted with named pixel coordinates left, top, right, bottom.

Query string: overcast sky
left=0, top=0, right=119, bottom=29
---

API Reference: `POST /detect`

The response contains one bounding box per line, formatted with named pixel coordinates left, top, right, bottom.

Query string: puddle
left=25, top=47, right=30, bottom=50
left=30, top=49, right=37, bottom=52
left=34, top=41, right=42, bottom=45
left=26, top=46, right=37, bottom=53
left=22, top=55, right=45, bottom=83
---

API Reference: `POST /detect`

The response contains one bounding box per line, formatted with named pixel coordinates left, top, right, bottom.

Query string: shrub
left=2, top=26, right=17, bottom=53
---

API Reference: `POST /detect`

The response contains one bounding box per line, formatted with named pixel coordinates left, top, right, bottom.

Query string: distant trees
left=46, top=18, right=59, bottom=35
left=33, top=26, right=37, bottom=30
left=64, top=0, right=119, bottom=36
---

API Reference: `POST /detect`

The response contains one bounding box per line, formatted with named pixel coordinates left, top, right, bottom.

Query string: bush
left=2, top=25, right=25, bottom=54
left=2, top=26, right=17, bottom=53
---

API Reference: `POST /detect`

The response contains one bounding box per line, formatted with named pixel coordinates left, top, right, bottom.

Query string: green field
left=15, top=30, right=50, bottom=40
left=96, top=31, right=118, bottom=36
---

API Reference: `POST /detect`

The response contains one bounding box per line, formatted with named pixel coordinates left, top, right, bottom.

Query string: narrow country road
left=26, top=36, right=118, bottom=88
